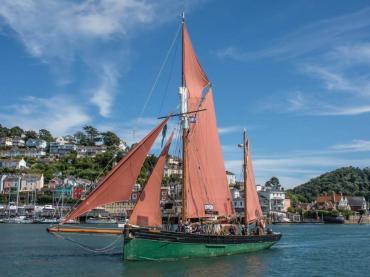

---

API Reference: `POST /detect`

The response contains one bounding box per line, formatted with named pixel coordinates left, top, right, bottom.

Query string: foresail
left=129, top=131, right=174, bottom=227
left=62, top=117, right=169, bottom=223
left=245, top=142, right=263, bottom=223
left=183, top=24, right=234, bottom=219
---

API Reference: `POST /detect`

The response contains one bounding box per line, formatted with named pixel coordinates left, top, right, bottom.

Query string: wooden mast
left=181, top=12, right=187, bottom=222
left=243, top=130, right=249, bottom=230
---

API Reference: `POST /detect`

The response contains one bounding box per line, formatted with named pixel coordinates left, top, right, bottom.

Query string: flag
left=161, top=124, right=167, bottom=147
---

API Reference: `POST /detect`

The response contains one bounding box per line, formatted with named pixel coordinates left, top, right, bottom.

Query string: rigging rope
left=132, top=22, right=182, bottom=140
left=52, top=232, right=123, bottom=254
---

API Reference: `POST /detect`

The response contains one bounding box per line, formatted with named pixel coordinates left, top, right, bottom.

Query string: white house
left=12, top=137, right=25, bottom=147
left=226, top=171, right=237, bottom=186
left=26, top=139, right=47, bottom=149
left=20, top=174, right=44, bottom=192
left=0, top=137, right=13, bottom=147
left=258, top=185, right=287, bottom=214
left=0, top=158, right=27, bottom=169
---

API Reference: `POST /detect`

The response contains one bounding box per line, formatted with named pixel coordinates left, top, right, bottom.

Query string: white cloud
left=216, top=6, right=370, bottom=61
left=218, top=125, right=243, bottom=135
left=0, top=96, right=90, bottom=135
left=331, top=139, right=370, bottom=152
left=0, top=0, right=190, bottom=117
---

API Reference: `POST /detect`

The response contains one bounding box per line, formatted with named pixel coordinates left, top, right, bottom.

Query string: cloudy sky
left=1, top=0, right=370, bottom=188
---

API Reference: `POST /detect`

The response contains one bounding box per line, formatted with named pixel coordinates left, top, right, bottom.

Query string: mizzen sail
left=62, top=117, right=169, bottom=223
left=245, top=140, right=263, bottom=223
left=182, top=24, right=234, bottom=219
left=129, top=131, right=174, bottom=227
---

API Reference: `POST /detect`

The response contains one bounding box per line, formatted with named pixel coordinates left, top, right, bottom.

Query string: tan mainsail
left=183, top=24, right=234, bottom=219
left=62, top=117, right=169, bottom=223
left=129, top=132, right=174, bottom=227
left=245, top=140, right=263, bottom=223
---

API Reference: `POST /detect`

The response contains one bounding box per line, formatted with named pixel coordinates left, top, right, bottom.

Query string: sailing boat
left=48, top=16, right=281, bottom=260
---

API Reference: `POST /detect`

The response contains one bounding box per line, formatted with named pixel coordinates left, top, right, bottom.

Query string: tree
left=101, top=131, right=120, bottom=148
left=9, top=126, right=23, bottom=137
left=0, top=124, right=9, bottom=137
left=265, top=177, right=280, bottom=189
left=74, top=131, right=89, bottom=146
left=24, top=130, right=38, bottom=140
left=39, top=129, right=53, bottom=142
left=83, top=125, right=100, bottom=146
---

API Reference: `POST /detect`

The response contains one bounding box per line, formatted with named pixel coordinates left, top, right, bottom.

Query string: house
left=26, top=138, right=47, bottom=149
left=72, top=186, right=84, bottom=200
left=2, top=175, right=21, bottom=193
left=12, top=137, right=25, bottom=147
left=347, top=196, right=367, bottom=211
left=0, top=158, right=27, bottom=169
left=76, top=146, right=107, bottom=158
left=258, top=185, right=286, bottom=214
left=164, top=156, right=182, bottom=178
left=50, top=142, right=77, bottom=156
left=0, top=137, right=13, bottom=147
left=0, top=148, right=46, bottom=158
left=20, top=174, right=44, bottom=192
left=226, top=171, right=236, bottom=186
left=315, top=192, right=342, bottom=210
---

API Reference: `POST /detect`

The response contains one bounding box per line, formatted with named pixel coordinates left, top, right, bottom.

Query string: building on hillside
left=72, top=187, right=84, bottom=200
left=55, top=137, right=66, bottom=145
left=0, top=137, right=13, bottom=147
left=0, top=158, right=27, bottom=169
left=2, top=175, right=21, bottom=193
left=226, top=171, right=236, bottom=186
left=12, top=137, right=25, bottom=147
left=76, top=146, right=107, bottom=158
left=164, top=156, right=182, bottom=178
left=0, top=148, right=46, bottom=158
left=347, top=196, right=367, bottom=211
left=20, top=174, right=44, bottom=192
left=26, top=138, right=47, bottom=149
left=50, top=142, right=77, bottom=156
left=284, top=197, right=291, bottom=212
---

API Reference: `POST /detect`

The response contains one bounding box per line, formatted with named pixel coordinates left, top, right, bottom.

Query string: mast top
left=181, top=11, right=185, bottom=22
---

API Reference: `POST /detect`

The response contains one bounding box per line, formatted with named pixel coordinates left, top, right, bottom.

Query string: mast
left=243, top=130, right=249, bottom=229
left=180, top=12, right=188, bottom=222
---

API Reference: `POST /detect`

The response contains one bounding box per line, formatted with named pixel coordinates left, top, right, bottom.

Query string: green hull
left=123, top=237, right=276, bottom=261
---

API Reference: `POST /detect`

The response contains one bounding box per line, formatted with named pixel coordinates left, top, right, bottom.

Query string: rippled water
left=1, top=224, right=370, bottom=276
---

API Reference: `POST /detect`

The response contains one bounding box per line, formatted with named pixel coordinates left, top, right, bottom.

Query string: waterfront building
left=2, top=175, right=21, bottom=193
left=258, top=185, right=287, bottom=214
left=347, top=196, right=367, bottom=211
left=0, top=158, right=27, bottom=169
left=315, top=192, right=342, bottom=210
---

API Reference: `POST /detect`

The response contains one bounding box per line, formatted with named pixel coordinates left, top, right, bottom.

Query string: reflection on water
left=1, top=224, right=370, bottom=277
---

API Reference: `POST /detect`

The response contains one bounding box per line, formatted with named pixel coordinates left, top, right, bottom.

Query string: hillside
left=291, top=167, right=370, bottom=202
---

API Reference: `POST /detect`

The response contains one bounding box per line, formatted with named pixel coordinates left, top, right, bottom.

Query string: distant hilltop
left=290, top=166, right=370, bottom=202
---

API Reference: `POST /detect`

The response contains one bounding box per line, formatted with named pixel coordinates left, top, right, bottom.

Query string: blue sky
left=1, top=0, right=370, bottom=188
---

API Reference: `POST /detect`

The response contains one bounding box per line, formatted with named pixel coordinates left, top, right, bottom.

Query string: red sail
left=129, top=132, right=174, bottom=227
left=62, top=117, right=169, bottom=223
left=183, top=24, right=234, bottom=219
left=245, top=141, right=263, bottom=223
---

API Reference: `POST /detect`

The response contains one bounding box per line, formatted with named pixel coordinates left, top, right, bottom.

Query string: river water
left=0, top=224, right=369, bottom=277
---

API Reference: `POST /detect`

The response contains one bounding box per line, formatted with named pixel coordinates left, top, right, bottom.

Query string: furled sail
left=245, top=140, right=263, bottom=223
left=62, top=117, right=169, bottom=223
left=129, top=131, right=174, bottom=227
left=183, top=24, right=234, bottom=219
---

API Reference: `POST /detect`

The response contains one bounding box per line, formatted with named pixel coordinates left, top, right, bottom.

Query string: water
left=1, top=224, right=370, bottom=277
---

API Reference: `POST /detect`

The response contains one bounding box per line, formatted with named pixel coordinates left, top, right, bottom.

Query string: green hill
left=290, top=167, right=370, bottom=202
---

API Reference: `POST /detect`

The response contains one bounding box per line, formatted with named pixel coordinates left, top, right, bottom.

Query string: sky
left=1, top=0, right=370, bottom=188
